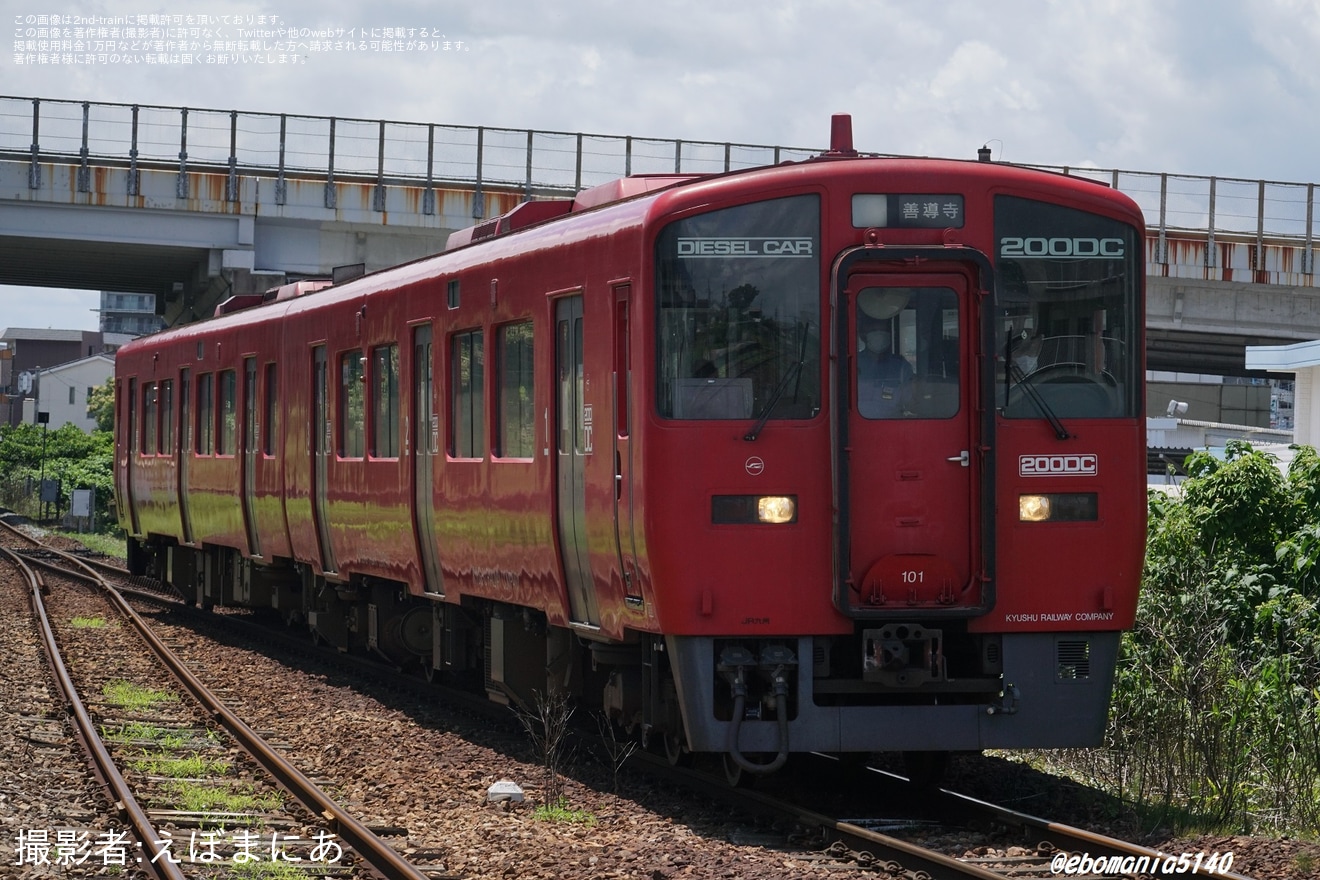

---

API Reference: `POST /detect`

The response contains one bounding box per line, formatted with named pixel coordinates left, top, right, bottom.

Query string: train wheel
left=663, top=730, right=691, bottom=768
left=722, top=753, right=751, bottom=788
left=901, top=751, right=949, bottom=788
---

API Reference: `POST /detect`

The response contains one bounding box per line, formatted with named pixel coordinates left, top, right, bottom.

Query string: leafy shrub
left=0, top=423, right=116, bottom=527
left=1094, top=442, right=1320, bottom=833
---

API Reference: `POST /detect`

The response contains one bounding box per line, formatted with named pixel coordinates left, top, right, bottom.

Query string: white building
left=24, top=353, right=115, bottom=431
left=1245, top=340, right=1320, bottom=446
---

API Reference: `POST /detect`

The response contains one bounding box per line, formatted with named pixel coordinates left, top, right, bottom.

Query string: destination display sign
left=852, top=193, right=965, bottom=229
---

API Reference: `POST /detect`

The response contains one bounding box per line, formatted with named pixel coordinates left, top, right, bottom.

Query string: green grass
left=229, top=861, right=312, bottom=879
left=532, top=797, right=596, bottom=825
left=102, top=679, right=179, bottom=712
left=68, top=530, right=127, bottom=559
left=167, top=780, right=283, bottom=817
left=126, top=751, right=230, bottom=778
left=70, top=616, right=108, bottom=628
left=102, top=721, right=195, bottom=748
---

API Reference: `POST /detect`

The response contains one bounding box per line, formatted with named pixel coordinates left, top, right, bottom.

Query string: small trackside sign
left=1019, top=453, right=1098, bottom=477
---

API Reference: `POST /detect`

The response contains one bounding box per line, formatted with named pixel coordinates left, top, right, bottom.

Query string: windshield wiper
left=744, top=358, right=803, bottom=441
left=1006, top=333, right=1070, bottom=440
left=745, top=324, right=809, bottom=442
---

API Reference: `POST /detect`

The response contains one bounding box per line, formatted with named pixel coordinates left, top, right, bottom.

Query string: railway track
left=635, top=752, right=1257, bottom=880
left=2, top=516, right=1261, bottom=880
left=0, top=516, right=448, bottom=879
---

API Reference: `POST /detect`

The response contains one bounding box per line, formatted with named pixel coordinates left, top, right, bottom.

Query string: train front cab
left=652, top=181, right=1146, bottom=768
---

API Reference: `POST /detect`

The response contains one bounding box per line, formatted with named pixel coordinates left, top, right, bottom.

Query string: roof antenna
left=825, top=114, right=858, bottom=157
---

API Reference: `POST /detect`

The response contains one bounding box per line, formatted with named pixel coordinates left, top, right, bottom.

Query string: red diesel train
left=115, top=116, right=1146, bottom=778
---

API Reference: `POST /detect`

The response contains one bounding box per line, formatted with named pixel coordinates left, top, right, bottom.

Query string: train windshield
left=995, top=195, right=1141, bottom=419
left=654, top=194, right=822, bottom=421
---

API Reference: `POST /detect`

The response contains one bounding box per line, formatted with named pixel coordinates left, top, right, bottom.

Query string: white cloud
left=8, top=0, right=1320, bottom=327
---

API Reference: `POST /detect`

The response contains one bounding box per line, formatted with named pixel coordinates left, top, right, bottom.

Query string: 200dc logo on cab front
left=1019, top=454, right=1098, bottom=477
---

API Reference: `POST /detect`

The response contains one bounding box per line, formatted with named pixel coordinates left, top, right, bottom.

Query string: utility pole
left=37, top=410, right=49, bottom=521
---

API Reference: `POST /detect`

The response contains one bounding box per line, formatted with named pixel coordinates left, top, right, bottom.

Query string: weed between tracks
left=166, top=779, right=284, bottom=818
left=229, top=860, right=314, bottom=879
left=102, top=721, right=212, bottom=747
left=70, top=615, right=109, bottom=628
left=127, top=751, right=231, bottom=778
left=102, top=679, right=179, bottom=713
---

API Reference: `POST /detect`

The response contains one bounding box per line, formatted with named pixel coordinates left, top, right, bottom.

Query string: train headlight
left=757, top=495, right=797, bottom=524
left=1018, top=493, right=1098, bottom=522
left=712, top=495, right=798, bottom=524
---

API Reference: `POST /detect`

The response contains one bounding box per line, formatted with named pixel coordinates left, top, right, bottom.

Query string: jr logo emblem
left=1019, top=454, right=1098, bottom=477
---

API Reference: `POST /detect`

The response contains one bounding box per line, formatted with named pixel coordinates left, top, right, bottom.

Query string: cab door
left=841, top=269, right=986, bottom=613
left=611, top=285, right=642, bottom=605
left=123, top=378, right=141, bottom=536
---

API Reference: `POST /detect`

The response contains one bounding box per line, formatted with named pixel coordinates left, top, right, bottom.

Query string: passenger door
left=555, top=295, right=600, bottom=627
left=241, top=356, right=261, bottom=557
left=311, top=345, right=337, bottom=574
left=412, top=325, right=444, bottom=595
left=177, top=369, right=194, bottom=544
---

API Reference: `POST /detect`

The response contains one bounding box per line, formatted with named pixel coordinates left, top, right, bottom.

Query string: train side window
left=217, top=369, right=237, bottom=456
left=371, top=344, right=400, bottom=458
left=447, top=279, right=460, bottom=310
left=196, top=373, right=214, bottom=455
left=339, top=351, right=365, bottom=458
left=142, top=382, right=157, bottom=456
left=263, top=363, right=277, bottom=456
left=450, top=329, right=484, bottom=459
left=496, top=322, right=534, bottom=459
left=159, top=379, right=174, bottom=454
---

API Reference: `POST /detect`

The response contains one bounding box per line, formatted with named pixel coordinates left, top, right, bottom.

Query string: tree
left=86, top=376, right=115, bottom=432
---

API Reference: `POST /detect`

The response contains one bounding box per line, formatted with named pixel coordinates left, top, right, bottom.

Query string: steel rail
left=8, top=530, right=433, bottom=880
left=0, top=543, right=188, bottom=880
left=633, top=752, right=1006, bottom=880
left=929, top=783, right=1257, bottom=880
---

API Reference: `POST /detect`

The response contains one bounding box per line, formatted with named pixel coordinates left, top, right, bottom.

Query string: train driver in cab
left=857, top=288, right=914, bottom=418
left=858, top=326, right=913, bottom=417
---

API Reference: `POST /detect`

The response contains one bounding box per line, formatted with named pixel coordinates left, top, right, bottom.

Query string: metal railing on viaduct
left=0, top=95, right=823, bottom=214
left=4, top=94, right=1317, bottom=263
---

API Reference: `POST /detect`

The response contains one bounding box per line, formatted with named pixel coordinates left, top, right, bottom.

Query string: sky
left=4, top=0, right=1320, bottom=332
